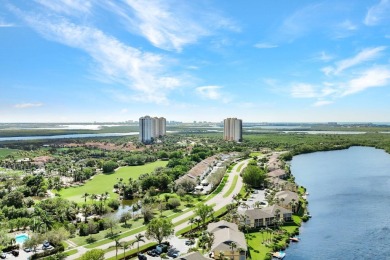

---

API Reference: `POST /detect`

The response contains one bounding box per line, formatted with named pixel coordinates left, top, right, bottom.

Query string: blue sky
left=1, top=0, right=390, bottom=123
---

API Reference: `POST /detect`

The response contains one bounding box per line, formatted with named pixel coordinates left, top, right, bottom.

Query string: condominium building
left=139, top=116, right=166, bottom=144
left=223, top=118, right=242, bottom=142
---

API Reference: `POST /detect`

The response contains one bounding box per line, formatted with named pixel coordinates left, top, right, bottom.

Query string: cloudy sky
left=1, top=0, right=390, bottom=122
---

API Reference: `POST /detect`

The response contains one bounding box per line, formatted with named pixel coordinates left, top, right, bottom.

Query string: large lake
left=287, top=146, right=390, bottom=259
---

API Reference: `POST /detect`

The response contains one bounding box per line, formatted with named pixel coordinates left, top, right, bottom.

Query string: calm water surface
left=287, top=146, right=390, bottom=259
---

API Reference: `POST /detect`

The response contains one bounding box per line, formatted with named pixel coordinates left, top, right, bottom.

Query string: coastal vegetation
left=1, top=125, right=390, bottom=259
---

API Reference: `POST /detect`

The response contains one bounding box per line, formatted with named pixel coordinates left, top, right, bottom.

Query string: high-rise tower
left=223, top=118, right=242, bottom=142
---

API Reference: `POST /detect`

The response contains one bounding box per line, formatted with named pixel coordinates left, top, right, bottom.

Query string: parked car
left=0, top=253, right=6, bottom=259
left=24, top=248, right=32, bottom=252
left=185, top=239, right=194, bottom=245
left=43, top=241, right=50, bottom=247
left=155, top=244, right=168, bottom=255
left=11, top=251, right=19, bottom=257
left=147, top=249, right=157, bottom=257
left=137, top=253, right=147, bottom=260
left=167, top=250, right=179, bottom=258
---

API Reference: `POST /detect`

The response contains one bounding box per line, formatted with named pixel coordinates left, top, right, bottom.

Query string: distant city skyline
left=1, top=1, right=390, bottom=123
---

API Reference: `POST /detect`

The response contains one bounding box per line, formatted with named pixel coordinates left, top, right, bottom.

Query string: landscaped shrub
left=107, top=199, right=120, bottom=210
left=167, top=198, right=181, bottom=209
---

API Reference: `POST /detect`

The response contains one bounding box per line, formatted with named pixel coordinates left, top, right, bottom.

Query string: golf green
left=57, top=160, right=168, bottom=203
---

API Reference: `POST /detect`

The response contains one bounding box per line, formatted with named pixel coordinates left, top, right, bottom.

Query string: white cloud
left=313, top=100, right=333, bottom=107
left=35, top=0, right=92, bottom=15
left=196, top=86, right=222, bottom=100
left=341, top=67, right=390, bottom=96
left=0, top=17, right=15, bottom=27
left=316, top=51, right=334, bottom=62
left=323, top=46, right=386, bottom=75
left=195, top=85, right=231, bottom=103
left=104, top=0, right=238, bottom=52
left=364, top=0, right=390, bottom=26
left=11, top=8, right=185, bottom=104
left=291, top=83, right=318, bottom=98
left=339, top=20, right=357, bottom=31
left=120, top=108, right=128, bottom=114
left=254, top=43, right=278, bottom=49
left=14, top=103, right=43, bottom=108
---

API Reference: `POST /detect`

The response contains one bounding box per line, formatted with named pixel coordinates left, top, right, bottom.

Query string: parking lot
left=1, top=243, right=54, bottom=260
left=140, top=237, right=195, bottom=259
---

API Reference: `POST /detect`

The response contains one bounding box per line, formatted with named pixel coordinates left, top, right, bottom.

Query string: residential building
left=267, top=169, right=288, bottom=179
left=207, top=220, right=247, bottom=260
left=274, top=190, right=300, bottom=212
left=244, top=205, right=293, bottom=228
left=223, top=118, right=243, bottom=142
left=139, top=115, right=166, bottom=144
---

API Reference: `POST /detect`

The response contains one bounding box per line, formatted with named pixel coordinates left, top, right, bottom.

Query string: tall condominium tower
left=139, top=116, right=166, bottom=144
left=223, top=118, right=242, bottom=142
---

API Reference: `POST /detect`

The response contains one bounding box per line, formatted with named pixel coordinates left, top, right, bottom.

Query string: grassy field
left=0, top=148, right=19, bottom=158
left=223, top=175, right=238, bottom=198
left=57, top=161, right=168, bottom=203
left=245, top=231, right=271, bottom=260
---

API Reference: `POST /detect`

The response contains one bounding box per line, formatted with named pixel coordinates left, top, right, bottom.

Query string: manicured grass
left=175, top=205, right=227, bottom=236
left=63, top=249, right=78, bottom=257
left=57, top=161, right=167, bottom=203
left=245, top=231, right=271, bottom=260
left=223, top=175, right=238, bottom=198
left=0, top=148, right=19, bottom=158
left=236, top=162, right=245, bottom=172
left=249, top=152, right=262, bottom=157
left=212, top=174, right=228, bottom=194
left=105, top=242, right=157, bottom=260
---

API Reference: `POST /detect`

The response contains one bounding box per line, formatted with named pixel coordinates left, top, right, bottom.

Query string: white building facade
left=139, top=116, right=166, bottom=144
left=223, top=118, right=242, bottom=142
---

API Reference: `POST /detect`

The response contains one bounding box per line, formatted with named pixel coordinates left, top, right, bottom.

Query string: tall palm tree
left=114, top=237, right=121, bottom=259
left=230, top=241, right=237, bottom=258
left=188, top=217, right=195, bottom=232
left=82, top=192, right=89, bottom=203
left=121, top=241, right=130, bottom=260
left=132, top=234, right=145, bottom=254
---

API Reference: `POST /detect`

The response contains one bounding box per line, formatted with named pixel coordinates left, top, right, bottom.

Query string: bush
left=102, top=161, right=118, bottom=173
left=107, top=199, right=120, bottom=210
left=167, top=198, right=181, bottom=209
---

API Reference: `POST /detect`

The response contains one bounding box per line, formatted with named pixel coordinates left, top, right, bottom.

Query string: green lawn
left=0, top=148, right=19, bottom=158
left=245, top=231, right=271, bottom=260
left=236, top=162, right=245, bottom=172
left=57, top=161, right=168, bottom=203
left=223, top=175, right=238, bottom=198
left=249, top=152, right=262, bottom=157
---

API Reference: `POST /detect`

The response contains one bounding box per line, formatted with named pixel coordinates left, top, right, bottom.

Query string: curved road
left=66, top=159, right=249, bottom=259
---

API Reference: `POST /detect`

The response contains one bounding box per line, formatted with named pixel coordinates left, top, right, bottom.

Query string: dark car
left=167, top=250, right=179, bottom=258
left=185, top=239, right=194, bottom=245
left=43, top=241, right=50, bottom=247
left=138, top=253, right=147, bottom=260
left=147, top=250, right=157, bottom=257
left=11, top=251, right=19, bottom=257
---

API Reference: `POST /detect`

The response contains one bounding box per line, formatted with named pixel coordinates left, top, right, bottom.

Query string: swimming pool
left=15, top=233, right=29, bottom=244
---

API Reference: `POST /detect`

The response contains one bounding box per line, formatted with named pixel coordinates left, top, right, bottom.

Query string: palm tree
left=218, top=251, right=225, bottom=260
left=230, top=241, right=237, bottom=258
left=254, top=201, right=261, bottom=208
left=132, top=234, right=145, bottom=254
left=122, top=242, right=130, bottom=259
left=82, top=192, right=89, bottom=203
left=114, top=237, right=121, bottom=259
left=89, top=193, right=97, bottom=203
left=188, top=217, right=195, bottom=232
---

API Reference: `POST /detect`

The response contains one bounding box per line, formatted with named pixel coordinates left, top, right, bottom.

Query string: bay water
left=287, top=146, right=390, bottom=259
